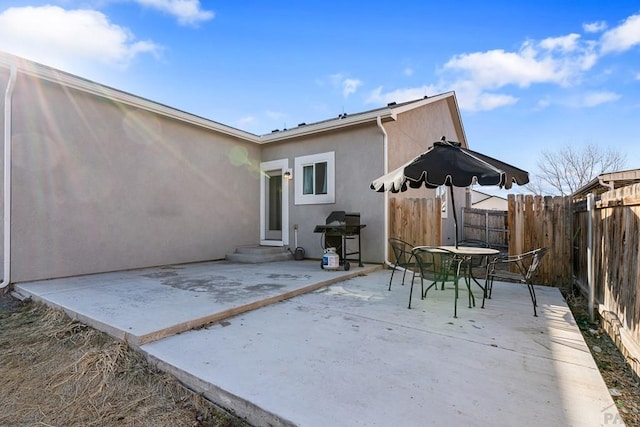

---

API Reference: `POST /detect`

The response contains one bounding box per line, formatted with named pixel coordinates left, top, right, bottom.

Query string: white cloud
left=265, top=110, right=287, bottom=121
left=600, top=13, right=640, bottom=53
left=582, top=91, right=621, bottom=107
left=430, top=32, right=603, bottom=111
left=366, top=85, right=436, bottom=105
left=134, top=0, right=214, bottom=26
left=368, top=23, right=608, bottom=113
left=342, top=78, right=362, bottom=97
left=403, top=67, right=414, bottom=76
left=536, top=98, right=551, bottom=109
left=366, top=13, right=638, bottom=114
left=539, top=34, right=581, bottom=52
left=583, top=21, right=607, bottom=33
left=448, top=81, right=519, bottom=111
left=444, top=48, right=555, bottom=88
left=470, top=92, right=519, bottom=111
left=328, top=73, right=363, bottom=97
left=236, top=116, right=255, bottom=127
left=551, top=90, right=621, bottom=108
left=443, top=36, right=597, bottom=90
left=0, top=6, right=160, bottom=70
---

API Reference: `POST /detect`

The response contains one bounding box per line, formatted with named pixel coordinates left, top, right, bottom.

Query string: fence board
left=388, top=197, right=441, bottom=247
left=573, top=183, right=640, bottom=377
left=462, top=208, right=508, bottom=248
left=508, top=194, right=572, bottom=287
left=391, top=194, right=573, bottom=288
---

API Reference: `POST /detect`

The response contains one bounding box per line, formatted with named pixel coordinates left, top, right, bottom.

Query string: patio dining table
left=438, top=245, right=500, bottom=306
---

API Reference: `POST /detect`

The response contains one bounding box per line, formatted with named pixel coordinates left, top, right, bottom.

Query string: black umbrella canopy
left=370, top=138, right=529, bottom=247
left=371, top=138, right=529, bottom=193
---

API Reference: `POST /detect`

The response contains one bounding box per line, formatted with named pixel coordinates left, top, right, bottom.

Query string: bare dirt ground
left=0, top=290, right=249, bottom=427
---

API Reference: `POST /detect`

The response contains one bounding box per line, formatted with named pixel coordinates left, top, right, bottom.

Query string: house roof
left=0, top=51, right=258, bottom=142
left=572, top=168, right=640, bottom=200
left=0, top=51, right=467, bottom=147
left=258, top=92, right=467, bottom=146
left=470, top=189, right=507, bottom=204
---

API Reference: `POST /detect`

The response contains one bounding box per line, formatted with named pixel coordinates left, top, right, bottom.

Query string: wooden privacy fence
left=389, top=195, right=573, bottom=287
left=573, top=183, right=640, bottom=377
left=508, top=195, right=572, bottom=287
left=388, top=197, right=441, bottom=246
left=462, top=207, right=508, bottom=249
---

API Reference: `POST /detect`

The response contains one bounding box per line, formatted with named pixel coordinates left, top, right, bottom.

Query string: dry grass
left=0, top=297, right=248, bottom=427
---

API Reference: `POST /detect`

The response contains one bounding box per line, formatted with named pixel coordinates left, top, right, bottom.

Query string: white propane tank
left=322, top=247, right=340, bottom=270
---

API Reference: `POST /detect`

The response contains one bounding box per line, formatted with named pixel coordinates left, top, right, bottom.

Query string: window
left=295, top=152, right=335, bottom=205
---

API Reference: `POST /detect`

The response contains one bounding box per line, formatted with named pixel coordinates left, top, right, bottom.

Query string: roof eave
left=256, top=109, right=396, bottom=143
left=258, top=92, right=460, bottom=144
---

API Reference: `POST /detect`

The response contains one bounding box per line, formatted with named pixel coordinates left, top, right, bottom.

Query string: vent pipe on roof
left=1, top=64, right=17, bottom=289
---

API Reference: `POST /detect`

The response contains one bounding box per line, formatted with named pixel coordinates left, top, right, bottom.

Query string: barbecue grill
left=313, top=211, right=366, bottom=270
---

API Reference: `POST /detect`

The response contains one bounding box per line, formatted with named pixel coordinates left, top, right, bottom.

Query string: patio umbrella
left=370, top=137, right=529, bottom=247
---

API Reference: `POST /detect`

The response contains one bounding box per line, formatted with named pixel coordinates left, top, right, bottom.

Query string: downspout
left=376, top=116, right=391, bottom=266
left=598, top=178, right=614, bottom=191
left=1, top=65, right=17, bottom=289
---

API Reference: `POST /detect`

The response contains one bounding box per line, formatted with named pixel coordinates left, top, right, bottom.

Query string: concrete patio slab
left=15, top=261, right=622, bottom=427
left=16, top=260, right=380, bottom=346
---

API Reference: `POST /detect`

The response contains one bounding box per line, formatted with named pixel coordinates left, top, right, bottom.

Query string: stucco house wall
left=471, top=190, right=508, bottom=210
left=2, top=60, right=261, bottom=282
left=261, top=124, right=385, bottom=262
left=1, top=52, right=469, bottom=283
left=384, top=99, right=467, bottom=246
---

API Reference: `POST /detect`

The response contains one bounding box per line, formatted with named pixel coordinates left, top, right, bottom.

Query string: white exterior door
left=260, top=159, right=289, bottom=246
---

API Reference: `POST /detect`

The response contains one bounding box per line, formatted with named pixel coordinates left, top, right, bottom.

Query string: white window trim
left=260, top=159, right=289, bottom=246
left=294, top=152, right=335, bottom=205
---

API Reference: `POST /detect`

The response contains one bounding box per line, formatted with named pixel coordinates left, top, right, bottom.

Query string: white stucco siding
left=261, top=124, right=385, bottom=263
left=473, top=198, right=508, bottom=211
left=385, top=100, right=466, bottom=245
left=8, top=73, right=260, bottom=282
left=0, top=68, right=7, bottom=278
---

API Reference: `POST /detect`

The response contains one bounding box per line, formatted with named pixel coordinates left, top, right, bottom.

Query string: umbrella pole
left=448, top=185, right=458, bottom=248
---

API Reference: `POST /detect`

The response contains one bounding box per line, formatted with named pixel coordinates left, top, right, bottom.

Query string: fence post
left=587, top=193, right=595, bottom=321
left=485, top=211, right=489, bottom=243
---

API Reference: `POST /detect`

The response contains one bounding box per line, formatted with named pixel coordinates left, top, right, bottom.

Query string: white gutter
left=1, top=65, right=17, bottom=289
left=376, top=115, right=392, bottom=266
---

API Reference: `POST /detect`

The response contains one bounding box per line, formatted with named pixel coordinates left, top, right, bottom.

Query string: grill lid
left=325, top=211, right=360, bottom=226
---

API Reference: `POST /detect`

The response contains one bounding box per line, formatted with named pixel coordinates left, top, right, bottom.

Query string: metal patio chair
left=387, top=238, right=415, bottom=291
left=457, top=239, right=491, bottom=269
left=409, top=246, right=471, bottom=318
left=484, top=247, right=548, bottom=316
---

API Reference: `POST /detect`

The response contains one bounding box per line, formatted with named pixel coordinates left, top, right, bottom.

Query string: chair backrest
left=457, top=239, right=490, bottom=267
left=389, top=238, right=413, bottom=265
left=457, top=239, right=490, bottom=248
left=524, top=247, right=548, bottom=282
left=411, top=246, right=458, bottom=281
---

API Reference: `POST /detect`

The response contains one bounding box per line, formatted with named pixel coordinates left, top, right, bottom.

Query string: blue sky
left=1, top=1, right=639, bottom=189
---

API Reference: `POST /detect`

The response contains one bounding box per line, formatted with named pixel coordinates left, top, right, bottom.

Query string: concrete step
left=226, top=245, right=294, bottom=263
